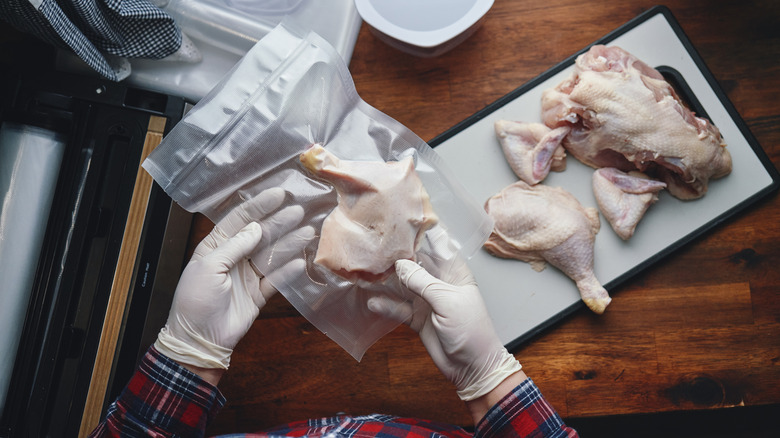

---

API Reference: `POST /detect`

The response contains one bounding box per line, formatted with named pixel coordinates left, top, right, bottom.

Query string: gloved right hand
left=392, top=258, right=523, bottom=401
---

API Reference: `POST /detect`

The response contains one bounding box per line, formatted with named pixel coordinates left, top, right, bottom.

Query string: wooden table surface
left=201, top=1, right=780, bottom=435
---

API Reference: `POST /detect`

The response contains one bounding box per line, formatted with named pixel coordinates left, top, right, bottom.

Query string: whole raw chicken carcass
left=592, top=167, right=667, bottom=240
left=484, top=181, right=611, bottom=314
left=542, top=45, right=732, bottom=200
left=494, top=120, right=570, bottom=184
left=300, top=144, right=438, bottom=283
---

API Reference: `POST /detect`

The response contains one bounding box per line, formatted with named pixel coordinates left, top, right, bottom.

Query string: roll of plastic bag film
left=0, top=122, right=66, bottom=414
left=123, top=0, right=361, bottom=103
left=160, top=0, right=277, bottom=56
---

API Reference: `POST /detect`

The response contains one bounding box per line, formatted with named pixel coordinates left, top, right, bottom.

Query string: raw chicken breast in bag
left=142, top=20, right=493, bottom=360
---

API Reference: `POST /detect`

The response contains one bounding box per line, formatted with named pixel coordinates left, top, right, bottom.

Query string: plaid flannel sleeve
left=89, top=346, right=226, bottom=438
left=475, top=378, right=579, bottom=438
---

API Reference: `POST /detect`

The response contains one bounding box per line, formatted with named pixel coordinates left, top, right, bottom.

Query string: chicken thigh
left=542, top=45, right=731, bottom=200
left=484, top=181, right=611, bottom=314
left=300, top=144, right=438, bottom=283
left=592, top=167, right=667, bottom=240
left=494, top=120, right=570, bottom=184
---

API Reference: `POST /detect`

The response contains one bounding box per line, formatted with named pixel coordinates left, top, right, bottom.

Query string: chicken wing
left=494, top=120, right=570, bottom=184
left=592, top=167, right=667, bottom=240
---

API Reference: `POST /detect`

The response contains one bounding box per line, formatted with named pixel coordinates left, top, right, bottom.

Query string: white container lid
left=355, top=0, right=493, bottom=48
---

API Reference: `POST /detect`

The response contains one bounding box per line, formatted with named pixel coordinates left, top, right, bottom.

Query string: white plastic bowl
left=354, top=0, right=493, bottom=57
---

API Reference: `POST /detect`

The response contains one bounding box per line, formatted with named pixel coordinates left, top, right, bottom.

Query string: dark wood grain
left=200, top=0, right=780, bottom=434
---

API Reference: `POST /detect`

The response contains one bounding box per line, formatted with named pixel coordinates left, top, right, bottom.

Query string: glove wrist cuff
left=456, top=349, right=522, bottom=401
left=155, top=326, right=232, bottom=370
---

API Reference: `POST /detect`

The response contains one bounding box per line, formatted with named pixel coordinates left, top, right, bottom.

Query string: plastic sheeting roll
left=0, top=122, right=66, bottom=414
left=117, top=0, right=362, bottom=102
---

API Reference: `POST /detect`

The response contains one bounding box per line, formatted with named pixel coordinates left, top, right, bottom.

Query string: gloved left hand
left=155, top=187, right=310, bottom=369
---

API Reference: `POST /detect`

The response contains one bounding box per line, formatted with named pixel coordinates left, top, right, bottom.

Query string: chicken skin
left=592, top=167, right=667, bottom=240
left=494, top=120, right=570, bottom=184
left=542, top=45, right=731, bottom=200
left=484, top=181, right=611, bottom=314
left=300, top=144, right=438, bottom=283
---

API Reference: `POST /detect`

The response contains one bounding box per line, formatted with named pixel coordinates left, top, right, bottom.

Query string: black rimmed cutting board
left=429, top=5, right=780, bottom=351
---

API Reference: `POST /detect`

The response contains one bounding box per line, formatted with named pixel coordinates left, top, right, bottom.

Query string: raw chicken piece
left=300, top=144, right=438, bottom=283
left=592, top=167, right=667, bottom=240
left=494, top=120, right=570, bottom=184
left=541, top=45, right=731, bottom=200
left=484, top=181, right=611, bottom=314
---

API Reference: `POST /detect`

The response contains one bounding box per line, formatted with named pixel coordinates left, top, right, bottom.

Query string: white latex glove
left=155, top=187, right=310, bottom=369
left=392, top=259, right=522, bottom=400
left=369, top=227, right=522, bottom=401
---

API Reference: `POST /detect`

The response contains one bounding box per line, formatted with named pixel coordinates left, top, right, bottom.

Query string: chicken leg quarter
left=484, top=181, right=611, bottom=314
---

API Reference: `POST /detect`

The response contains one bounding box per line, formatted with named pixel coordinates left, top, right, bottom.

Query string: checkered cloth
left=0, top=0, right=182, bottom=80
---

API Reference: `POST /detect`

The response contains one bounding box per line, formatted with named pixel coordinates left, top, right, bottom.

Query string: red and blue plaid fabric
left=90, top=346, right=225, bottom=438
left=245, top=414, right=474, bottom=438
left=92, top=346, right=578, bottom=438
left=476, top=379, right=579, bottom=438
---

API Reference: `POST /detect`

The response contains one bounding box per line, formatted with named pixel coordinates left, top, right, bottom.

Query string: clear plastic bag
left=143, top=20, right=493, bottom=360
left=125, top=0, right=361, bottom=103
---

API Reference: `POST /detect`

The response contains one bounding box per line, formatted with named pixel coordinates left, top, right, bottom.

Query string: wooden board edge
left=77, top=115, right=167, bottom=437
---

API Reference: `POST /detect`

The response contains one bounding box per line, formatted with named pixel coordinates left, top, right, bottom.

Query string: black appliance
left=0, top=62, right=192, bottom=437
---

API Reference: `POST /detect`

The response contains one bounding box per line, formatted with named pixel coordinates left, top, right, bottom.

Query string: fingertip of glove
left=233, top=222, right=263, bottom=250
left=394, top=258, right=415, bottom=272
left=298, top=225, right=316, bottom=240
left=366, top=296, right=383, bottom=314
left=394, top=259, right=414, bottom=280
left=395, top=259, right=428, bottom=292
left=242, top=221, right=262, bottom=235
left=244, top=187, right=286, bottom=217
left=259, top=187, right=286, bottom=208
left=263, top=186, right=286, bottom=198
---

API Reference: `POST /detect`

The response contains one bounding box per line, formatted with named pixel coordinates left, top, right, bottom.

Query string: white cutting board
left=431, top=7, right=779, bottom=349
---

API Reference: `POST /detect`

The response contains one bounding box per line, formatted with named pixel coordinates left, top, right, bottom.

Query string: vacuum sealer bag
left=142, top=21, right=493, bottom=360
